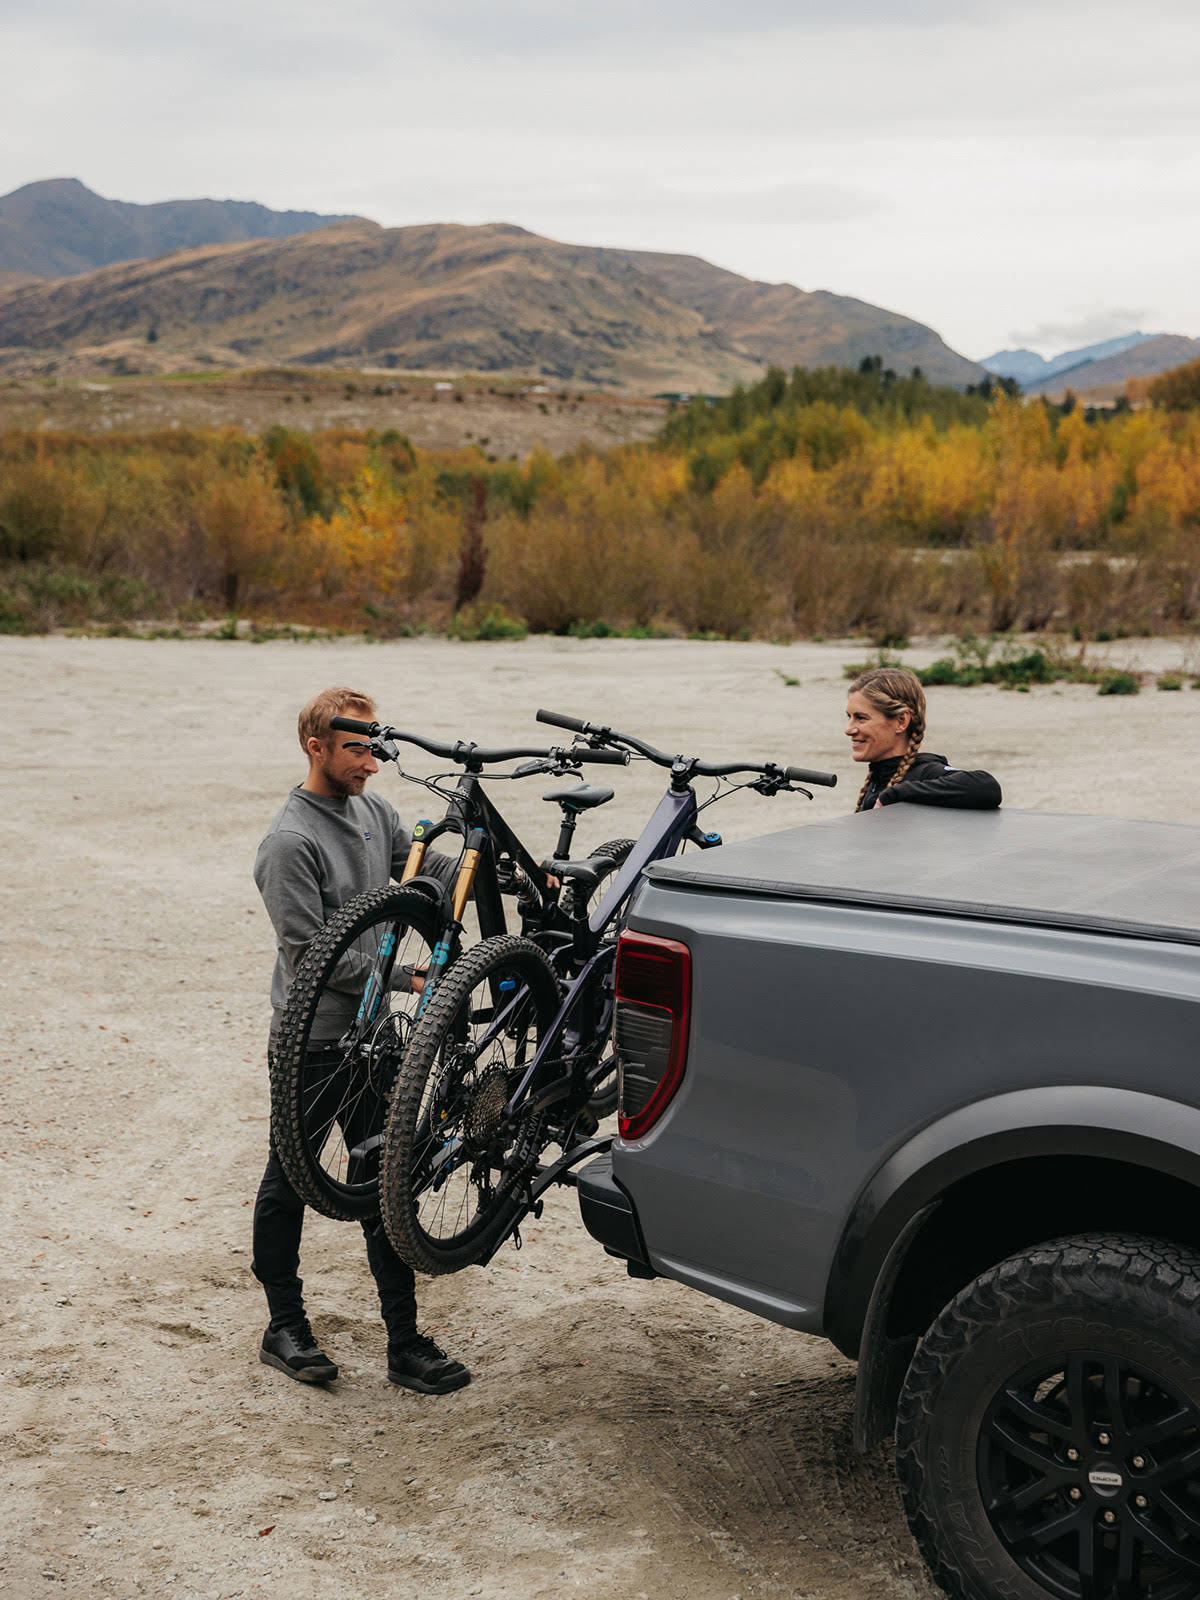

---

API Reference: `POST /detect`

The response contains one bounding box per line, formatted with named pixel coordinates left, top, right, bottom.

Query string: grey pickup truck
left=578, top=806, right=1200, bottom=1600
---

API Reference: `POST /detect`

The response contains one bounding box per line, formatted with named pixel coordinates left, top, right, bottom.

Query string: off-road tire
left=896, top=1232, right=1200, bottom=1600
left=560, top=837, right=637, bottom=920
left=569, top=837, right=635, bottom=1118
left=380, top=935, right=561, bottom=1274
left=270, top=885, right=442, bottom=1220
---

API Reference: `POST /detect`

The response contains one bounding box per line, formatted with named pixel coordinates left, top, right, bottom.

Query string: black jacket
left=858, top=750, right=1001, bottom=812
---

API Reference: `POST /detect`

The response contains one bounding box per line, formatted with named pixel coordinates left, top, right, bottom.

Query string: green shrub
left=447, top=603, right=528, bottom=641
left=567, top=618, right=619, bottom=638
left=1098, top=671, right=1141, bottom=695
left=917, top=657, right=961, bottom=686
left=1157, top=674, right=1183, bottom=690
left=843, top=648, right=905, bottom=679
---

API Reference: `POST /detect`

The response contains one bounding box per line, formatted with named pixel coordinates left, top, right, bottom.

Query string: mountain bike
left=269, top=717, right=630, bottom=1222
left=379, top=709, right=837, bottom=1273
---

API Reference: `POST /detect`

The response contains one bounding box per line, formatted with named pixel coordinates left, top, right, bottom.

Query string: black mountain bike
left=379, top=709, right=836, bottom=1274
left=269, top=718, right=631, bottom=1222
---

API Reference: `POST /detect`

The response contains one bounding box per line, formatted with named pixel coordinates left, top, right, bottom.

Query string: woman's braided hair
left=848, top=667, right=927, bottom=812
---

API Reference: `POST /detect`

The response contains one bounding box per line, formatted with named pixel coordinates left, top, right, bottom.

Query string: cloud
left=1008, top=310, right=1153, bottom=352
left=432, top=176, right=885, bottom=230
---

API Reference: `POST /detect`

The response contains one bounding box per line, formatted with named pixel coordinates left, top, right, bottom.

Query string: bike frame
left=401, top=770, right=564, bottom=946
left=350, top=748, right=612, bottom=1033
left=501, top=780, right=701, bottom=1120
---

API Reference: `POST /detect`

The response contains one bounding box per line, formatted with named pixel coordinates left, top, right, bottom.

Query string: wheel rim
left=301, top=912, right=432, bottom=1200
left=407, top=964, right=544, bottom=1251
left=978, top=1349, right=1200, bottom=1600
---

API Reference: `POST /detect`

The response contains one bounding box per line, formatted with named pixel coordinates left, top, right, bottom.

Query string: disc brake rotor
left=365, top=1011, right=410, bottom=1097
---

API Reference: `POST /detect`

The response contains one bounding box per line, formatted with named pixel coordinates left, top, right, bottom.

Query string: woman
left=845, top=667, right=1001, bottom=811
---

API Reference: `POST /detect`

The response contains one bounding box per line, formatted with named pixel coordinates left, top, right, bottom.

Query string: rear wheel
left=561, top=837, right=636, bottom=920
left=571, top=838, right=635, bottom=1118
left=896, top=1233, right=1200, bottom=1600
left=270, top=885, right=442, bottom=1220
left=381, top=935, right=561, bottom=1274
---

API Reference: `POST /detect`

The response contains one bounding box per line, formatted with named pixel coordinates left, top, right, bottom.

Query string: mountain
left=618, top=250, right=983, bottom=387
left=0, top=178, right=360, bottom=279
left=981, top=333, right=1159, bottom=387
left=1028, top=334, right=1200, bottom=399
left=0, top=218, right=985, bottom=392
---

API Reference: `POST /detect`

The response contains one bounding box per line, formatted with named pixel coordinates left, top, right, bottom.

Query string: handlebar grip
left=786, top=765, right=838, bottom=788
left=330, top=715, right=379, bottom=735
left=536, top=708, right=588, bottom=734
left=573, top=748, right=629, bottom=765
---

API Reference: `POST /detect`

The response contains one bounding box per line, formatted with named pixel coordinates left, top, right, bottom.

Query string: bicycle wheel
left=575, top=838, right=635, bottom=1117
left=381, top=935, right=561, bottom=1274
left=560, top=837, right=636, bottom=921
left=270, top=885, right=443, bottom=1221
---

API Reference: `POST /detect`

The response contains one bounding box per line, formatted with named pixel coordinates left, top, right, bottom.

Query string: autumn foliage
left=3, top=365, right=1200, bottom=638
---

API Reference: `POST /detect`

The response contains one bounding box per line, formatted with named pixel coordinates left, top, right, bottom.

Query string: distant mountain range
left=0, top=182, right=987, bottom=391
left=980, top=332, right=1199, bottom=395
left=0, top=178, right=359, bottom=280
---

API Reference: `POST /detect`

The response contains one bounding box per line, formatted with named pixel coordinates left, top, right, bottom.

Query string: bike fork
left=413, top=826, right=487, bottom=1019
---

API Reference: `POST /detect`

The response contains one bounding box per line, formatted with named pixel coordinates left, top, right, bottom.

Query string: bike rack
left=477, top=1134, right=614, bottom=1266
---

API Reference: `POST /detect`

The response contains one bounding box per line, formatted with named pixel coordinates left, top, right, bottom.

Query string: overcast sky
left=3, top=0, right=1198, bottom=359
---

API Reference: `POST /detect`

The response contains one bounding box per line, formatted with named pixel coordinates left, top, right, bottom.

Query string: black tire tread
left=380, top=934, right=560, bottom=1274
left=561, top=837, right=636, bottom=919
left=895, top=1231, right=1200, bottom=1600
left=269, top=884, right=441, bottom=1221
left=575, top=838, right=634, bottom=1116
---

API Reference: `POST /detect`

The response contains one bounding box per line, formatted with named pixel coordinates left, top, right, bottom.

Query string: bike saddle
left=541, top=782, right=614, bottom=812
left=548, top=854, right=617, bottom=892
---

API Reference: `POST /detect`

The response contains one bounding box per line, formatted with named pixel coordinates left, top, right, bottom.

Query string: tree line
left=2, top=362, right=1199, bottom=639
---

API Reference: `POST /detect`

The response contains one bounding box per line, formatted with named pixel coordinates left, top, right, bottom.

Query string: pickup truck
left=578, top=805, right=1200, bottom=1600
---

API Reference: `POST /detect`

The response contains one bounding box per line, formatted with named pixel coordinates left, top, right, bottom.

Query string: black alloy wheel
left=979, top=1350, right=1200, bottom=1599
left=897, top=1234, right=1200, bottom=1600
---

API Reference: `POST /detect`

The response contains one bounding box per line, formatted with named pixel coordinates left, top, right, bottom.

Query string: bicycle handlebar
left=535, top=709, right=588, bottom=735
left=329, top=715, right=628, bottom=769
left=535, top=709, right=837, bottom=788
left=786, top=765, right=840, bottom=787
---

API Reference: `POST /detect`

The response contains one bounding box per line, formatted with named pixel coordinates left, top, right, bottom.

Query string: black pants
left=252, top=1042, right=417, bottom=1345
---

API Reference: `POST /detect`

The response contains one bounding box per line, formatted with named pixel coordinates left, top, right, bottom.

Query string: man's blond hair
left=297, top=687, right=378, bottom=752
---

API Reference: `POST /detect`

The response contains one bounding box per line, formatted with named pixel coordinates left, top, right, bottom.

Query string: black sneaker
left=387, top=1333, right=470, bottom=1395
left=260, top=1318, right=339, bottom=1384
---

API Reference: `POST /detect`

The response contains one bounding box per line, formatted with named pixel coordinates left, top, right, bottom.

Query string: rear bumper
left=578, top=1151, right=651, bottom=1267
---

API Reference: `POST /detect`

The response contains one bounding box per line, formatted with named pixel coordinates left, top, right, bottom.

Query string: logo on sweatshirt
left=363, top=830, right=372, bottom=840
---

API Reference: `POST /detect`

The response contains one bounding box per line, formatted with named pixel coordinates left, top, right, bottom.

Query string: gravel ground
left=4, top=632, right=1199, bottom=1600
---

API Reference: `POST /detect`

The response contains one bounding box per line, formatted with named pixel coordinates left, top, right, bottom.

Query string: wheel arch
left=832, top=1088, right=1200, bottom=1448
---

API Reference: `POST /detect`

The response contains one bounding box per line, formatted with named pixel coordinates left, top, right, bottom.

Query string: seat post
left=555, top=809, right=578, bottom=860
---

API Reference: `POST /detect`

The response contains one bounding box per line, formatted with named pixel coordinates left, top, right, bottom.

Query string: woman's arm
left=880, top=761, right=1001, bottom=810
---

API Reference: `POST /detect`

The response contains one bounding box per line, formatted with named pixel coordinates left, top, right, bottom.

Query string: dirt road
left=4, top=633, right=1197, bottom=1599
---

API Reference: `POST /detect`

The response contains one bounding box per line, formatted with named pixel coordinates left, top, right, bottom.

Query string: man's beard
left=321, top=766, right=362, bottom=798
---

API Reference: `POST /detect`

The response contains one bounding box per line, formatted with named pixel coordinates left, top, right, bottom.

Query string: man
left=252, top=685, right=468, bottom=1394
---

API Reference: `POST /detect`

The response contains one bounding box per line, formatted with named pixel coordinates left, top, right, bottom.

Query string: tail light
left=614, top=930, right=691, bottom=1140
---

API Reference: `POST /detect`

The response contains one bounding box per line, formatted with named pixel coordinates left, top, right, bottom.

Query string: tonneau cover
left=643, top=808, right=1200, bottom=947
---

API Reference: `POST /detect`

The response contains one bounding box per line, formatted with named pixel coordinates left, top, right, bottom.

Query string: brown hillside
left=620, top=249, right=983, bottom=386
left=0, top=219, right=983, bottom=391
left=0, top=177, right=359, bottom=278
left=1032, top=334, right=1200, bottom=400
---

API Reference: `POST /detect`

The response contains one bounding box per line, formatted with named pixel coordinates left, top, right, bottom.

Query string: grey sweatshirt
left=254, top=785, right=455, bottom=1040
